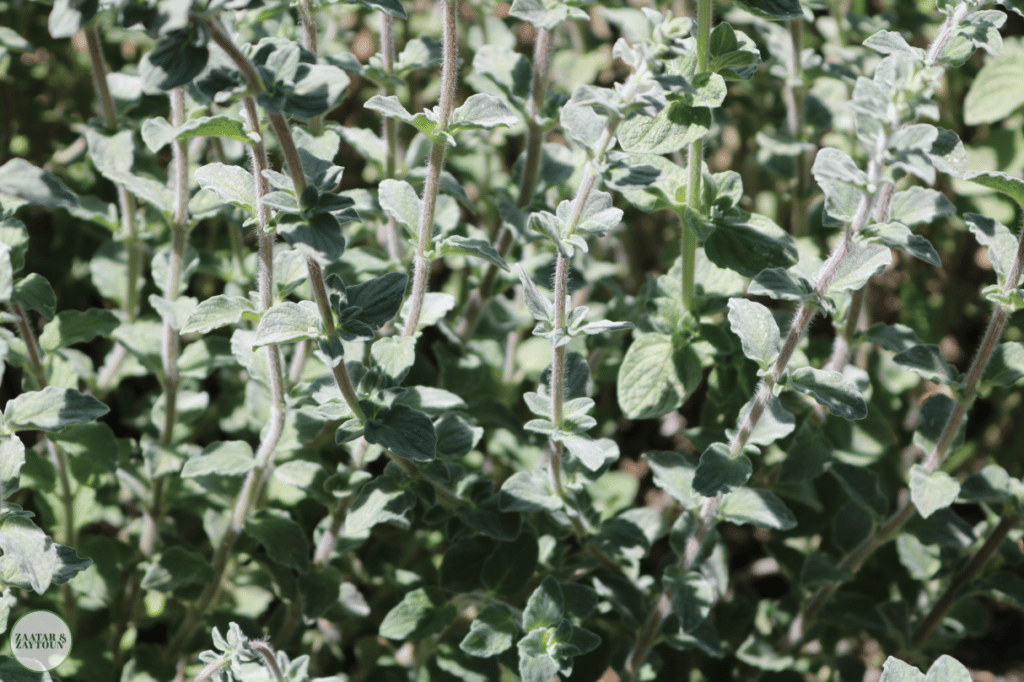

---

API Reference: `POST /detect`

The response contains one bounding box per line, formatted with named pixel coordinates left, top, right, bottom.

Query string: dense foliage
left=1, top=0, right=1024, bottom=680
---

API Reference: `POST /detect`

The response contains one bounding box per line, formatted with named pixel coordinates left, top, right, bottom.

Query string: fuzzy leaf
left=181, top=295, right=256, bottom=335
left=253, top=301, right=320, bottom=347
left=5, top=387, right=109, bottom=432
left=380, top=587, right=456, bottom=640
left=364, top=404, right=436, bottom=462
left=617, top=333, right=701, bottom=420
left=617, top=102, right=711, bottom=155
left=245, top=509, right=310, bottom=574
left=909, top=465, right=961, bottom=519
left=728, top=299, right=780, bottom=369
left=451, top=94, right=519, bottom=131
left=644, top=451, right=700, bottom=510
left=789, top=367, right=867, bottom=420
left=731, top=0, right=802, bottom=19
left=141, top=546, right=216, bottom=592
left=195, top=163, right=257, bottom=213
left=439, top=236, right=510, bottom=271
left=692, top=443, right=752, bottom=497
left=181, top=440, right=255, bottom=478
left=964, top=54, right=1024, bottom=125
left=461, top=604, right=518, bottom=657
left=720, top=488, right=797, bottom=530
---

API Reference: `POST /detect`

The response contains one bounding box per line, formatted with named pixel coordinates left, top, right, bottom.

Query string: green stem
left=380, top=11, right=402, bottom=260
left=297, top=0, right=323, bottom=135
left=251, top=642, right=287, bottom=682
left=401, top=0, right=459, bottom=338
left=784, top=17, right=808, bottom=236
left=681, top=0, right=710, bottom=312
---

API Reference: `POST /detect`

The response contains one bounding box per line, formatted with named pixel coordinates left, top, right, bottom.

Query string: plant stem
left=163, top=95, right=289, bottom=667
left=401, top=0, right=459, bottom=338
left=784, top=17, right=808, bottom=236
left=9, top=303, right=78, bottom=629
left=911, top=513, right=1019, bottom=649
left=205, top=18, right=365, bottom=421
left=84, top=25, right=141, bottom=323
left=455, top=26, right=553, bottom=342
left=789, top=183, right=1024, bottom=650
left=297, top=0, right=322, bottom=135
left=380, top=11, right=402, bottom=260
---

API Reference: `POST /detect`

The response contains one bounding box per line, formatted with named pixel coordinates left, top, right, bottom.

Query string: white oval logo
left=10, top=610, right=72, bottom=672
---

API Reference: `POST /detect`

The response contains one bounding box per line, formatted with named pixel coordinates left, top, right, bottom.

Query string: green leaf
left=824, top=242, right=891, bottom=297
left=11, top=274, right=56, bottom=319
left=720, top=488, right=797, bottom=530
left=457, top=494, right=522, bottom=541
left=252, top=301, right=320, bottom=347
left=731, top=0, right=802, bottom=19
left=378, top=179, right=422, bottom=234
left=617, top=102, right=711, bottom=155
left=181, top=440, right=255, bottom=478
left=893, top=344, right=959, bottom=385
left=47, top=0, right=98, bottom=38
left=692, top=443, right=752, bottom=497
left=508, top=0, right=588, bottom=29
left=829, top=462, right=888, bottom=517
left=523, top=575, right=564, bottom=630
left=181, top=295, right=256, bottom=335
left=861, top=222, right=941, bottom=267
left=800, top=552, right=854, bottom=587
left=371, top=336, right=416, bottom=382
left=365, top=405, right=436, bottom=462
left=5, top=387, right=109, bottom=432
left=909, top=465, right=961, bottom=519
left=482, top=528, right=538, bottom=598
left=277, top=213, right=347, bottom=266
left=143, top=116, right=257, bottom=152
left=0, top=436, right=25, bottom=501
left=0, top=246, right=12, bottom=302
left=557, top=434, right=617, bottom=471
left=983, top=342, right=1024, bottom=386
left=498, top=470, right=561, bottom=512
left=461, top=604, right=518, bottom=658
left=141, top=546, right=216, bottom=592
left=244, top=509, right=310, bottom=574
left=451, top=94, right=519, bottom=131
left=616, top=333, right=702, bottom=420
left=887, top=187, right=956, bottom=227
left=346, top=272, right=409, bottom=329
left=142, top=27, right=209, bottom=90
left=364, top=95, right=441, bottom=140
left=735, top=394, right=795, bottom=448
left=789, top=367, right=867, bottom=420
left=38, top=308, right=119, bottom=353
left=728, top=298, right=780, bottom=369
left=380, top=586, right=457, bottom=640
left=964, top=213, right=1021, bottom=285
left=964, top=54, right=1024, bottom=125
left=663, top=566, right=715, bottom=632
left=704, top=211, right=798, bottom=277
left=440, top=535, right=493, bottom=592
left=965, top=171, right=1024, bottom=209
left=748, top=268, right=814, bottom=301
left=0, top=514, right=58, bottom=593
left=0, top=158, right=79, bottom=210
left=345, top=474, right=416, bottom=535
left=644, top=451, right=700, bottom=510
left=439, top=236, right=510, bottom=271
left=346, top=0, right=407, bottom=18
left=195, top=163, right=258, bottom=214
left=51, top=423, right=117, bottom=473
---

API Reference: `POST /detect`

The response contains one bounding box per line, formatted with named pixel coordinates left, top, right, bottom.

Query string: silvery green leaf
left=0, top=158, right=79, bottom=210
left=365, top=404, right=436, bottom=462
left=142, top=546, right=217, bottom=592
left=0, top=245, right=11, bottom=302
left=964, top=171, right=1024, bottom=209
left=85, top=128, right=134, bottom=176
left=260, top=190, right=299, bottom=213
left=499, top=469, right=561, bottom=512
left=617, top=101, right=711, bottom=156
left=983, top=342, right=1024, bottom=386
left=399, top=386, right=466, bottom=414
left=12, top=274, right=56, bottom=319
left=461, top=604, right=518, bottom=657
left=692, top=444, right=752, bottom=497
left=684, top=72, right=727, bottom=108
left=913, top=394, right=966, bottom=457
left=704, top=210, right=797, bottom=277
left=579, top=319, right=633, bottom=335
left=960, top=464, right=1012, bottom=502
left=371, top=336, right=416, bottom=382
left=149, top=295, right=198, bottom=331
left=644, top=451, right=701, bottom=510
left=364, top=95, right=439, bottom=139
left=0, top=436, right=25, bottom=500
left=181, top=440, right=255, bottom=478
left=48, top=0, right=98, bottom=39
left=708, top=23, right=762, bottom=79
left=863, top=31, right=925, bottom=59
left=252, top=301, right=321, bottom=347
left=879, top=657, right=927, bottom=682
left=470, top=44, right=531, bottom=107
left=887, top=187, right=955, bottom=226
left=861, top=322, right=923, bottom=353
left=822, top=242, right=891, bottom=298
left=435, top=414, right=482, bottom=460
left=342, top=0, right=406, bottom=18
left=244, top=509, right=310, bottom=574
left=927, top=129, right=968, bottom=179
left=748, top=268, right=814, bottom=301
left=860, top=222, right=941, bottom=267
left=345, top=474, right=416, bottom=534
left=731, top=394, right=795, bottom=448
left=51, top=422, right=118, bottom=472
left=727, top=298, right=780, bottom=369
left=663, top=567, right=714, bottom=632
left=909, top=465, right=961, bottom=519
left=5, top=386, right=109, bottom=432
left=399, top=293, right=456, bottom=335
left=439, top=236, right=509, bottom=271
left=559, top=90, right=607, bottom=149
left=379, top=587, right=456, bottom=639
left=893, top=344, right=959, bottom=385
left=378, top=179, right=422, bottom=235
left=616, top=333, right=701, bottom=420
left=789, top=367, right=868, bottom=420
left=812, top=147, right=868, bottom=188
left=557, top=434, right=617, bottom=471
left=285, top=64, right=350, bottom=119
left=394, top=36, right=441, bottom=73
left=800, top=552, right=854, bottom=587
left=181, top=295, right=256, bottom=335
left=889, top=124, right=940, bottom=185
left=964, top=48, right=1024, bottom=124
left=105, top=169, right=174, bottom=213
left=720, top=488, right=797, bottom=530
left=450, top=94, right=519, bottom=131
left=142, top=27, right=209, bottom=90
left=556, top=189, right=622, bottom=236
left=0, top=514, right=57, bottom=593
left=955, top=10, right=1007, bottom=59
left=517, top=265, right=553, bottom=324
left=195, top=162, right=257, bottom=214
left=509, top=0, right=588, bottom=28
left=523, top=575, right=564, bottom=630
left=731, top=0, right=801, bottom=19
left=277, top=214, right=347, bottom=266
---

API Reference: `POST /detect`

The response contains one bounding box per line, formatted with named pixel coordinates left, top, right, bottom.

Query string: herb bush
left=1, top=0, right=1024, bottom=679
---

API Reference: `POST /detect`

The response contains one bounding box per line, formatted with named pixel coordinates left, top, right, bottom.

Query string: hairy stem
left=784, top=17, right=808, bottom=236
left=380, top=11, right=403, bottom=260
left=84, top=25, right=141, bottom=323
left=912, top=513, right=1019, bottom=648
left=297, top=0, right=322, bottom=135
left=455, top=26, right=552, bottom=342
left=402, top=0, right=459, bottom=338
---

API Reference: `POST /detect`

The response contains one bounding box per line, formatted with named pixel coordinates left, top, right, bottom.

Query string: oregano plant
left=0, top=0, right=1023, bottom=680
